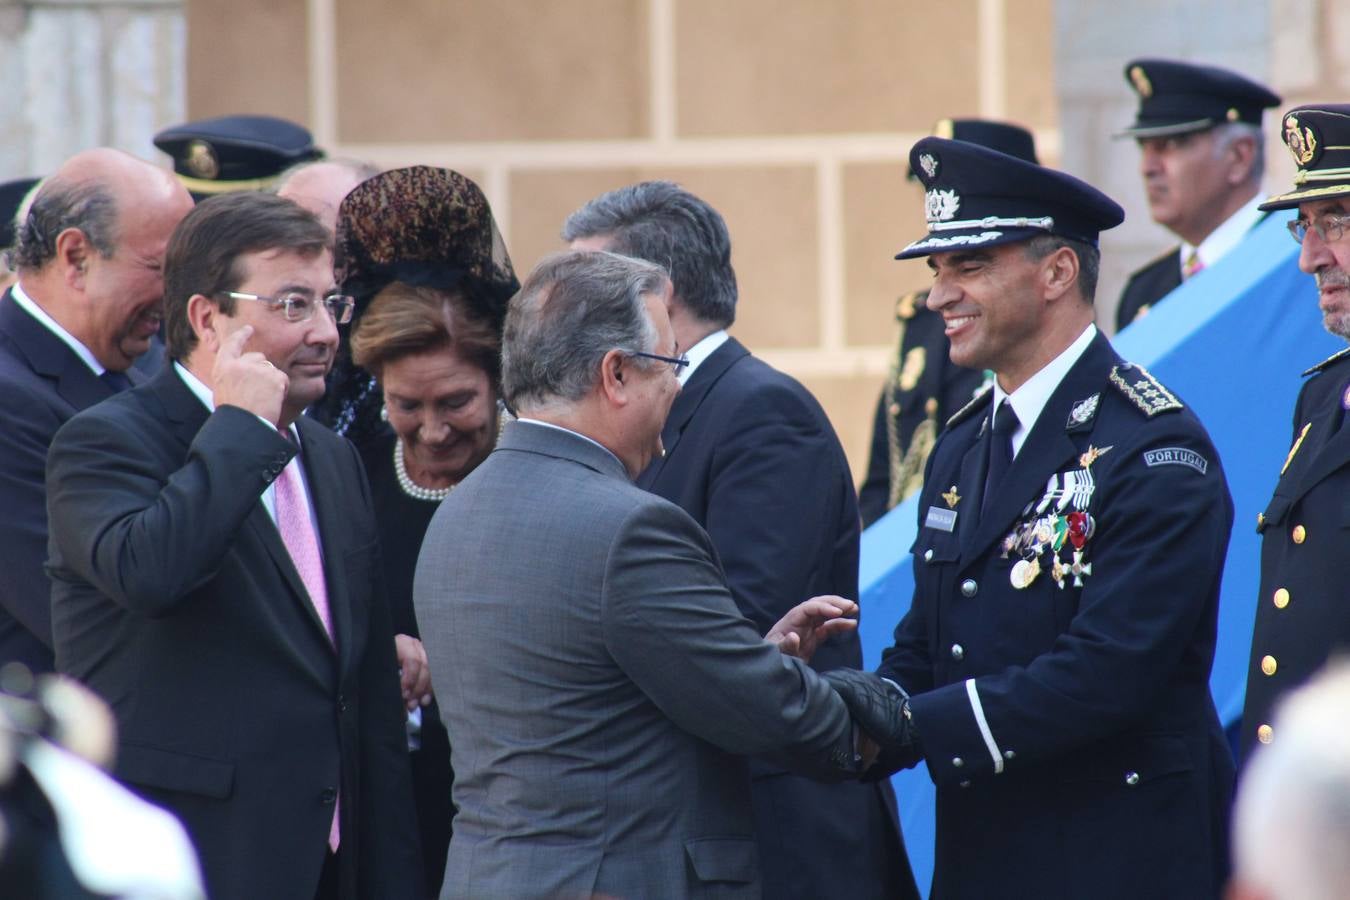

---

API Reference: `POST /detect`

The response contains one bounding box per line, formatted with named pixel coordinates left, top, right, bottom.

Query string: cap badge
left=925, top=188, right=961, bottom=222
left=185, top=139, right=220, bottom=180
left=1284, top=114, right=1319, bottom=168
left=919, top=153, right=939, bottom=179
left=1128, top=65, right=1152, bottom=98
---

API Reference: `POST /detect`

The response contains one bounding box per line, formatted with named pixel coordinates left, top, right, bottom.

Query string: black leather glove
left=822, top=669, right=922, bottom=782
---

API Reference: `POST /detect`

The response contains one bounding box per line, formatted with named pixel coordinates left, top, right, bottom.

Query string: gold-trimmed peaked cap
left=896, top=138, right=1124, bottom=260
left=1117, top=58, right=1280, bottom=139
left=153, top=115, right=323, bottom=199
left=1260, top=104, right=1350, bottom=211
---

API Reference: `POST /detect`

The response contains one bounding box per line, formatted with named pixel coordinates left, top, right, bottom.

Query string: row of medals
left=998, top=445, right=1109, bottom=590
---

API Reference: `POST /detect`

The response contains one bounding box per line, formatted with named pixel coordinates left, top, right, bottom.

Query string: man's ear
left=55, top=228, right=92, bottom=290
left=1042, top=246, right=1080, bottom=303
left=598, top=348, right=630, bottom=406
left=1226, top=134, right=1259, bottom=186
left=186, top=293, right=222, bottom=355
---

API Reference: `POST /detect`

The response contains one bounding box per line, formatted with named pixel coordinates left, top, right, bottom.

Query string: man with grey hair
left=0, top=149, right=192, bottom=674
left=1229, top=661, right=1350, bottom=900
left=1115, top=58, right=1281, bottom=329
left=415, top=249, right=894, bottom=900
left=563, top=181, right=914, bottom=900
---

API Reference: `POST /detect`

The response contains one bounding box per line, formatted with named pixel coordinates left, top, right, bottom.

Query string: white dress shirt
left=677, top=329, right=729, bottom=386
left=10, top=281, right=106, bottom=375
left=991, top=324, right=1097, bottom=458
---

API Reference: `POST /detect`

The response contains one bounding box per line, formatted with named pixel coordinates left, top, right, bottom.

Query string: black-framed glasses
left=625, top=350, right=690, bottom=373
left=1288, top=213, right=1350, bottom=245
left=221, top=290, right=355, bottom=324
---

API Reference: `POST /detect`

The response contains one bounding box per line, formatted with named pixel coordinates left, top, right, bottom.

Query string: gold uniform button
left=1257, top=513, right=1265, bottom=527
left=1257, top=724, right=1274, bottom=744
left=1261, top=655, right=1278, bottom=676
left=1273, top=588, right=1290, bottom=609
left=1292, top=525, right=1306, bottom=544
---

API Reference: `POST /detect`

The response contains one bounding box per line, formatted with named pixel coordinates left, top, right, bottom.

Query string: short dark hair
left=503, top=250, right=668, bottom=411
left=163, top=192, right=331, bottom=359
left=10, top=179, right=117, bottom=271
left=1023, top=234, right=1101, bottom=303
left=560, top=181, right=737, bottom=328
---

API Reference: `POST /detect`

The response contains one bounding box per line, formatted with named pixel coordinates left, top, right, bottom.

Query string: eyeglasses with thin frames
left=220, top=291, right=355, bottom=325
left=625, top=350, right=690, bottom=373
left=1287, top=213, right=1350, bottom=245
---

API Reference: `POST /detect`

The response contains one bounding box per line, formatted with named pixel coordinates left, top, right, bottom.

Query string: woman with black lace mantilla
left=332, top=166, right=519, bottom=897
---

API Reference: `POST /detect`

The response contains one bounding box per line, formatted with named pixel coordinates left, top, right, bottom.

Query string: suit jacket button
left=320, top=787, right=337, bottom=804
left=1292, top=524, right=1306, bottom=544
left=960, top=579, right=978, bottom=597
left=952, top=757, right=964, bottom=768
left=950, top=643, right=965, bottom=661
left=1124, top=771, right=1140, bottom=786
left=959, top=780, right=971, bottom=789
left=924, top=549, right=934, bottom=562
left=1261, top=655, right=1278, bottom=676
left=1273, top=588, right=1290, bottom=609
left=337, top=695, right=348, bottom=713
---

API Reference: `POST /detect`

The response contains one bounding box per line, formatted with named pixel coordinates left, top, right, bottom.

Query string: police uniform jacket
left=878, top=331, right=1235, bottom=900
left=1244, top=348, right=1350, bottom=760
left=859, top=294, right=986, bottom=525
left=1115, top=249, right=1181, bottom=331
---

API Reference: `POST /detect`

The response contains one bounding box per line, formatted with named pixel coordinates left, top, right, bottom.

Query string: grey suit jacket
left=416, top=420, right=854, bottom=900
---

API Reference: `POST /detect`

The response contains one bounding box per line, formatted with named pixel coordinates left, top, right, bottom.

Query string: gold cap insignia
left=185, top=140, right=220, bottom=180
left=1284, top=114, right=1319, bottom=168
left=1129, top=66, right=1152, bottom=98
left=933, top=118, right=955, bottom=139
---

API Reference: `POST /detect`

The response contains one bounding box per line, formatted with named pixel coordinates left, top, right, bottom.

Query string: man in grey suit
left=415, top=250, right=888, bottom=899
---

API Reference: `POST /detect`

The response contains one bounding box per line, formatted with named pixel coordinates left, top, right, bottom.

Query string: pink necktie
left=273, top=444, right=340, bottom=851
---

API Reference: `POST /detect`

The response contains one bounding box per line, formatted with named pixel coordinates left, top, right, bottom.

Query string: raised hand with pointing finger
left=210, top=324, right=290, bottom=427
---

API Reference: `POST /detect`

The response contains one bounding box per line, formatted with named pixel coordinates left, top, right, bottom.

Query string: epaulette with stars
left=946, top=383, right=993, bottom=429
left=1108, top=363, right=1183, bottom=416
left=1302, top=346, right=1350, bottom=377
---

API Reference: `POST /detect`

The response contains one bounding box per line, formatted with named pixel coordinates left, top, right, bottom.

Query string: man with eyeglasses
left=45, top=192, right=421, bottom=900
left=563, top=182, right=917, bottom=900
left=1241, top=104, right=1350, bottom=767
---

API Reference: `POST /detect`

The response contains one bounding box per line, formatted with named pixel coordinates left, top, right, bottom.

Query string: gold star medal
left=942, top=486, right=961, bottom=508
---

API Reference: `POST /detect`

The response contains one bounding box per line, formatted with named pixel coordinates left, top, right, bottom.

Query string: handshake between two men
left=767, top=595, right=920, bottom=781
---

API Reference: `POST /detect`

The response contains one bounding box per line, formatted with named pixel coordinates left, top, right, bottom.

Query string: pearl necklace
left=393, top=438, right=456, bottom=502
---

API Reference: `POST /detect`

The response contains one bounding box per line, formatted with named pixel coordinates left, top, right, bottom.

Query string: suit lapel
left=295, top=419, right=351, bottom=668
left=965, top=335, right=1114, bottom=561
left=0, top=290, right=113, bottom=411
left=636, top=337, right=748, bottom=490
left=1290, top=411, right=1350, bottom=502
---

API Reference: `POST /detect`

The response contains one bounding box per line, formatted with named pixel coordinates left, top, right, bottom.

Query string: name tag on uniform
left=925, top=506, right=957, bottom=532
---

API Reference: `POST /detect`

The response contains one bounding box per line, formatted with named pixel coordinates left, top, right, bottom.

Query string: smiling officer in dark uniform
left=1243, top=104, right=1350, bottom=764
left=859, top=119, right=1037, bottom=525
left=826, top=139, right=1236, bottom=899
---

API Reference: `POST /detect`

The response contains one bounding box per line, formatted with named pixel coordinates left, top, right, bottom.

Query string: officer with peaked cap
left=821, top=139, right=1236, bottom=899
left=154, top=114, right=323, bottom=200
left=1115, top=58, right=1281, bottom=330
left=859, top=119, right=1036, bottom=524
left=1243, top=104, right=1350, bottom=765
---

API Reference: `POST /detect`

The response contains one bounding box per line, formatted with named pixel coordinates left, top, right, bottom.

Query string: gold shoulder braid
left=893, top=398, right=938, bottom=505
left=1108, top=364, right=1183, bottom=416
left=882, top=292, right=923, bottom=510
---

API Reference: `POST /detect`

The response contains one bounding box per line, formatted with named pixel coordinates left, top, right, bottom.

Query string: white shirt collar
left=678, top=330, right=729, bottom=386
left=173, top=360, right=299, bottom=442
left=1178, top=192, right=1264, bottom=274
left=9, top=281, right=105, bottom=375
left=992, top=323, right=1097, bottom=457
left=515, top=418, right=626, bottom=472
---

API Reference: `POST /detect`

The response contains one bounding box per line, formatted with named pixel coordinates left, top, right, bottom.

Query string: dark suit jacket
left=0, top=290, right=134, bottom=673
left=638, top=337, right=917, bottom=900
left=417, top=421, right=856, bottom=899
left=880, top=332, right=1235, bottom=899
left=1115, top=248, right=1181, bottom=331
left=45, top=366, right=421, bottom=900
left=1245, top=348, right=1350, bottom=761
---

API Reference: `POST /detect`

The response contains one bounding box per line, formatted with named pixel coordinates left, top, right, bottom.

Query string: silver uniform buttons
left=952, top=757, right=964, bottom=768
left=960, top=579, right=978, bottom=597
left=924, top=549, right=934, bottom=562
left=1124, top=771, right=1140, bottom=786
left=950, top=644, right=964, bottom=661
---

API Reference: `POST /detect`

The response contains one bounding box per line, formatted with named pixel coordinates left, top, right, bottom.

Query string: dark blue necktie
left=99, top=370, right=133, bottom=393
left=981, top=400, right=1019, bottom=521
